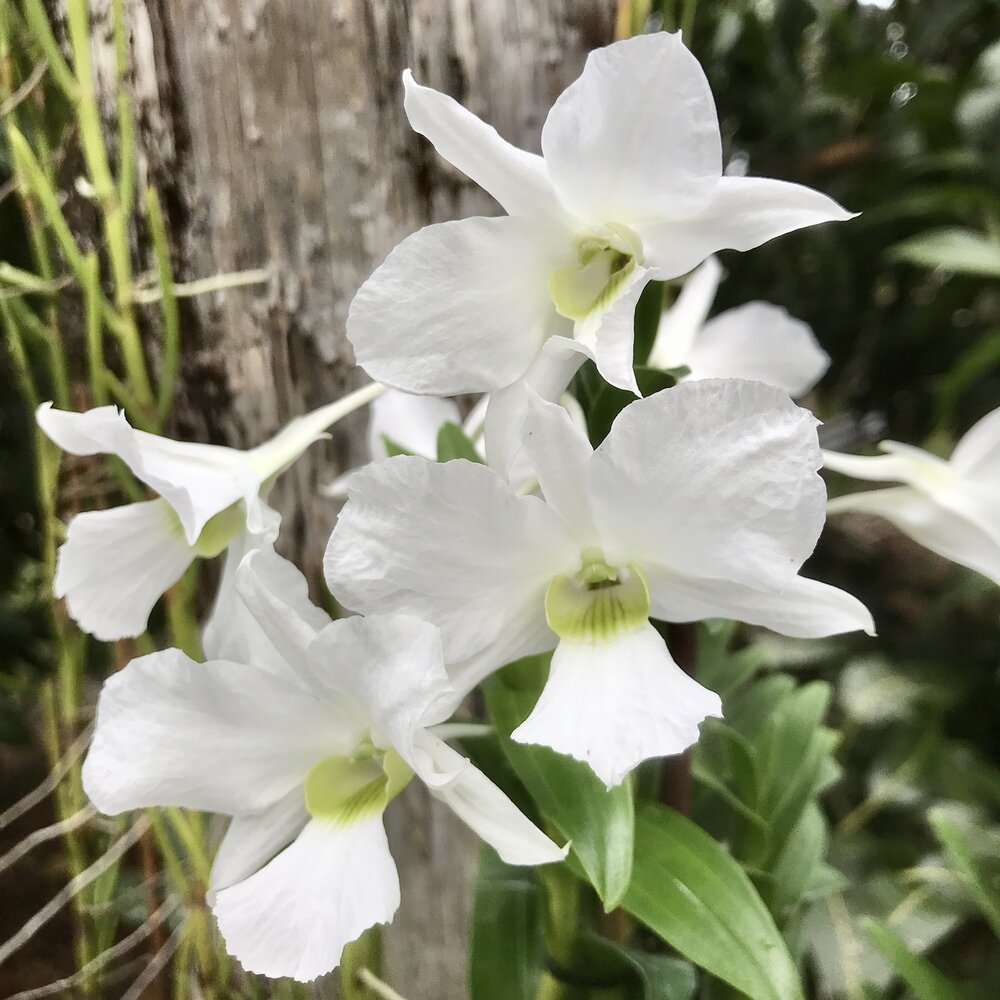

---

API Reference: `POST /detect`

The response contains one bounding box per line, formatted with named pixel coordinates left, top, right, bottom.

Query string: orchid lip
left=545, top=550, right=650, bottom=643
left=548, top=224, right=643, bottom=322
left=304, top=743, right=413, bottom=827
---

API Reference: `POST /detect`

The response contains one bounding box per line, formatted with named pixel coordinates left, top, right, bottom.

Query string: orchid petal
left=591, top=379, right=825, bottom=589
left=686, top=302, right=830, bottom=396
left=522, top=391, right=596, bottom=542
left=308, top=615, right=457, bottom=771
left=643, top=564, right=875, bottom=638
left=325, top=457, right=577, bottom=681
left=82, top=649, right=341, bottom=817
left=483, top=334, right=586, bottom=484
left=54, top=500, right=194, bottom=641
left=402, top=69, right=564, bottom=223
left=512, top=623, right=722, bottom=788
left=636, top=176, right=854, bottom=280
left=951, top=406, right=1000, bottom=482
left=213, top=817, right=399, bottom=982
left=647, top=255, right=723, bottom=370
left=541, top=32, right=721, bottom=226
left=575, top=265, right=649, bottom=394
left=412, top=730, right=567, bottom=864
left=209, top=786, right=309, bottom=899
left=828, top=485, right=1000, bottom=587
left=37, top=402, right=253, bottom=544
left=347, top=217, right=562, bottom=395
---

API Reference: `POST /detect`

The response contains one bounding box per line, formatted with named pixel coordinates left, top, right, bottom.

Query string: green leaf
left=623, top=802, right=805, bottom=1000
left=930, top=808, right=1000, bottom=938
left=436, top=422, right=484, bottom=463
left=888, top=227, right=1000, bottom=277
left=468, top=847, right=543, bottom=1000
left=484, top=657, right=635, bottom=909
left=862, top=919, right=964, bottom=1000
left=381, top=434, right=414, bottom=457
left=579, top=933, right=698, bottom=1000
left=632, top=279, right=665, bottom=366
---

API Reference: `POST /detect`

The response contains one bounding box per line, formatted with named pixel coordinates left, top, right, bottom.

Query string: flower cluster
left=46, top=30, right=997, bottom=984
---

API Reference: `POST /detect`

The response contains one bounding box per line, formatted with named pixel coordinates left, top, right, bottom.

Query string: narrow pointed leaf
left=862, top=919, right=964, bottom=1000
left=623, top=802, right=805, bottom=1000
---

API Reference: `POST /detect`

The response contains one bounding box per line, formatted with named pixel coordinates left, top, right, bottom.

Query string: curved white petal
left=644, top=564, right=875, bottom=638
left=483, top=334, right=586, bottom=484
left=201, top=509, right=284, bottom=669
left=828, top=485, right=1000, bottom=586
left=209, top=786, right=309, bottom=900
left=686, top=302, right=830, bottom=396
left=82, top=649, right=341, bottom=817
left=647, top=255, right=723, bottom=370
left=232, top=548, right=336, bottom=695
left=347, top=217, right=562, bottom=395
left=591, top=379, right=825, bottom=589
left=822, top=446, right=946, bottom=488
left=54, top=500, right=194, bottom=641
left=951, top=405, right=1000, bottom=482
left=36, top=402, right=254, bottom=544
left=413, top=730, right=567, bottom=864
left=325, top=456, right=577, bottom=672
left=541, top=32, right=721, bottom=226
left=308, top=615, right=457, bottom=770
left=367, top=389, right=461, bottom=460
left=636, top=176, right=854, bottom=280
left=247, top=383, right=387, bottom=489
left=574, top=265, right=649, bottom=394
left=402, top=70, right=564, bottom=223
left=522, top=391, right=596, bottom=542
left=512, top=623, right=722, bottom=788
left=213, top=817, right=400, bottom=982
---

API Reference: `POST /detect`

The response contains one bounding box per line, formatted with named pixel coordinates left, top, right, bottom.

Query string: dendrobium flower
left=36, top=384, right=382, bottom=640
left=648, top=256, right=830, bottom=396
left=82, top=549, right=564, bottom=982
left=347, top=31, right=852, bottom=410
left=325, top=380, right=874, bottom=787
left=824, top=407, right=1000, bottom=586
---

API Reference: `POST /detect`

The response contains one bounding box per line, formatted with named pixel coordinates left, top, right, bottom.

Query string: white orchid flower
left=36, top=383, right=383, bottom=641
left=347, top=31, right=851, bottom=419
left=647, top=256, right=830, bottom=396
left=824, top=407, right=1000, bottom=585
left=82, top=548, right=564, bottom=982
left=326, top=379, right=874, bottom=788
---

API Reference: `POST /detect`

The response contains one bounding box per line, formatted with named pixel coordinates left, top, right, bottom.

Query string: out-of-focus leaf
left=381, top=434, right=415, bottom=458
left=623, top=803, right=804, bottom=1000
left=770, top=804, right=832, bottom=914
left=468, top=847, right=543, bottom=1000
left=888, top=228, right=1000, bottom=277
left=756, top=683, right=834, bottom=868
left=929, top=808, right=1000, bottom=938
left=436, top=422, right=483, bottom=463
left=934, top=328, right=1000, bottom=429
left=696, top=621, right=765, bottom=698
left=484, top=657, right=634, bottom=909
left=802, top=874, right=970, bottom=998
left=579, top=933, right=698, bottom=1000
left=862, top=918, right=964, bottom=1000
